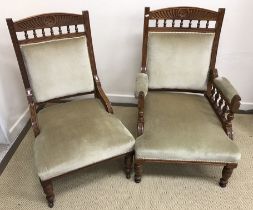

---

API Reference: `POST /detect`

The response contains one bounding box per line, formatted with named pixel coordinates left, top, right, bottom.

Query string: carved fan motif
left=14, top=13, right=83, bottom=32
left=178, top=9, right=188, bottom=18
left=43, top=16, right=56, bottom=27
left=149, top=7, right=218, bottom=20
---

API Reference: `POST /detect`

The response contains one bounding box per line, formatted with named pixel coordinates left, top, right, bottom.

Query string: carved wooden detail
left=149, top=7, right=218, bottom=20
left=137, top=91, right=144, bottom=137
left=19, top=32, right=85, bottom=45
left=11, top=13, right=86, bottom=45
left=146, top=7, right=221, bottom=33
left=148, top=27, right=215, bottom=33
left=94, top=75, right=113, bottom=114
left=206, top=82, right=241, bottom=140
left=26, top=88, right=40, bottom=137
left=14, top=13, right=83, bottom=32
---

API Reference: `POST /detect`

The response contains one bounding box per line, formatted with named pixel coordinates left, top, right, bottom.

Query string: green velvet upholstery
left=135, top=92, right=240, bottom=163
left=21, top=36, right=94, bottom=102
left=147, top=32, right=214, bottom=90
left=214, top=77, right=239, bottom=104
left=34, top=99, right=135, bottom=181
left=135, top=73, right=148, bottom=98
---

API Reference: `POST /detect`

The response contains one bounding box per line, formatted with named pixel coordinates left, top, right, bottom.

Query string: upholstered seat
left=34, top=99, right=135, bottom=181
left=135, top=92, right=240, bottom=163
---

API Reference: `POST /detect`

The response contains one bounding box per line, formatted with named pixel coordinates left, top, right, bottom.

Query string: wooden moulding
left=149, top=7, right=218, bottom=20
left=19, top=32, right=86, bottom=45
left=13, top=13, right=84, bottom=32
left=134, top=158, right=238, bottom=185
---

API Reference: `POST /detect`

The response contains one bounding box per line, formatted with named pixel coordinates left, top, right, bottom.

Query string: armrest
left=137, top=91, right=145, bottom=137
left=94, top=75, right=113, bottom=114
left=214, top=77, right=241, bottom=110
left=207, top=77, right=241, bottom=140
left=135, top=73, right=148, bottom=98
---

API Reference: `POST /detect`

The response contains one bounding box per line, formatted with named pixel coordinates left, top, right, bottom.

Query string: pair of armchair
left=7, top=6, right=241, bottom=208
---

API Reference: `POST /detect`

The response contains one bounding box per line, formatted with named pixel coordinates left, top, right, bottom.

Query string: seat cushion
left=21, top=36, right=94, bottom=102
left=34, top=99, right=135, bottom=181
left=147, top=32, right=214, bottom=90
left=135, top=92, right=241, bottom=163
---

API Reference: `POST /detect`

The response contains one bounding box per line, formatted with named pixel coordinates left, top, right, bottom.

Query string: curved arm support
left=214, top=77, right=241, bottom=108
left=206, top=76, right=241, bottom=140
left=26, top=88, right=40, bottom=137
left=94, top=75, right=113, bottom=114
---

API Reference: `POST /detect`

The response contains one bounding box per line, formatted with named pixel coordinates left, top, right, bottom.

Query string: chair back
left=7, top=11, right=98, bottom=102
left=141, top=7, right=225, bottom=92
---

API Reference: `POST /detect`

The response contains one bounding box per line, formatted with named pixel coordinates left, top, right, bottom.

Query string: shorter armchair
left=7, top=11, right=135, bottom=207
left=134, top=7, right=241, bottom=187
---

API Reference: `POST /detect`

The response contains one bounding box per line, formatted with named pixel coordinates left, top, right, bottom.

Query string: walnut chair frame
left=6, top=11, right=133, bottom=207
left=135, top=7, right=241, bottom=187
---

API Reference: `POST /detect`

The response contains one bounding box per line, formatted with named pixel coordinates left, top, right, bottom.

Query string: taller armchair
left=7, top=11, right=135, bottom=207
left=135, top=7, right=241, bottom=187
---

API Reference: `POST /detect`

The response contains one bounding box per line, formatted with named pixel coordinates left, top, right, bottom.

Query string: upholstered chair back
left=20, top=36, right=94, bottom=102
left=147, top=32, right=214, bottom=91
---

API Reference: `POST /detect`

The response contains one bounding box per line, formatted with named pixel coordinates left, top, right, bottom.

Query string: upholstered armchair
left=134, top=7, right=241, bottom=187
left=7, top=11, right=134, bottom=207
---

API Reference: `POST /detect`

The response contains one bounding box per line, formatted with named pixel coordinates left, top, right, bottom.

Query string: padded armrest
left=135, top=73, right=148, bottom=98
left=213, top=77, right=239, bottom=104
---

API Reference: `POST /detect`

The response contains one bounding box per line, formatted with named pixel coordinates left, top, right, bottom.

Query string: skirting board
left=8, top=108, right=29, bottom=143
left=0, top=126, right=8, bottom=145
left=240, top=102, right=253, bottom=111
left=107, top=93, right=137, bottom=104
left=6, top=95, right=252, bottom=144
left=107, top=94, right=253, bottom=111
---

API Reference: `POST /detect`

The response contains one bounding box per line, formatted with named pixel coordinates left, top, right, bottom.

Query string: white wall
left=0, top=0, right=253, bottom=143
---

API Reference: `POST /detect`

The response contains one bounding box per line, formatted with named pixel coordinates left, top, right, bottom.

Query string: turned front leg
left=219, top=164, right=237, bottom=188
left=124, top=153, right=133, bottom=179
left=134, top=160, right=143, bottom=183
left=40, top=179, right=55, bottom=208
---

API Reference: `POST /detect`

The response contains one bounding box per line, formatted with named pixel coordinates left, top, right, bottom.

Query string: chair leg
left=219, top=164, right=236, bottom=188
left=124, top=153, right=133, bottom=179
left=134, top=160, right=143, bottom=183
left=40, top=179, right=55, bottom=208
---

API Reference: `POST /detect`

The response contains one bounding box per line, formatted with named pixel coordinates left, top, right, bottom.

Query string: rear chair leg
left=40, top=179, right=55, bottom=208
left=125, top=153, right=133, bottom=179
left=219, top=164, right=237, bottom=188
left=134, top=160, right=143, bottom=183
